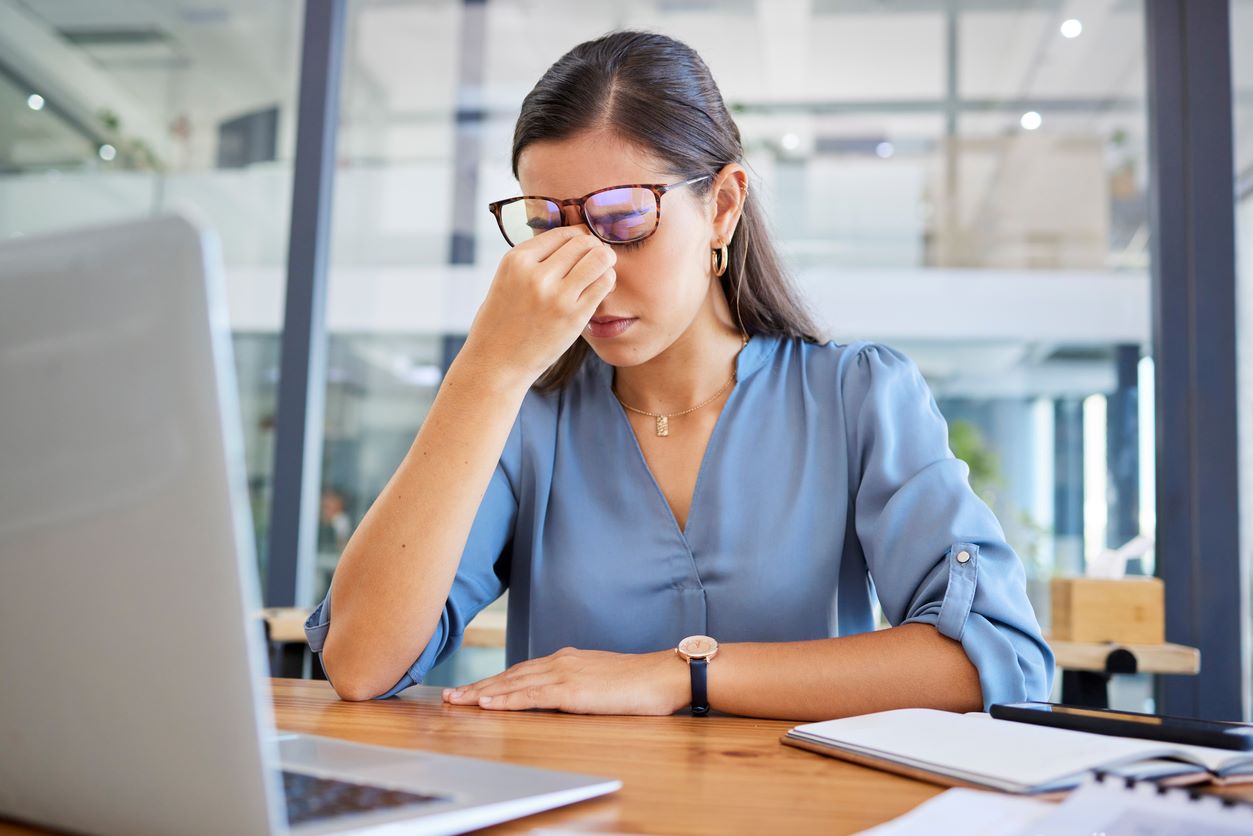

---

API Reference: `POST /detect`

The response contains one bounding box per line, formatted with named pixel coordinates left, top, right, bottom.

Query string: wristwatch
left=675, top=634, right=719, bottom=716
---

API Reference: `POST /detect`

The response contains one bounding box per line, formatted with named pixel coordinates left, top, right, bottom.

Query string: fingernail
left=451, top=689, right=463, bottom=699
left=441, top=689, right=450, bottom=699
left=479, top=696, right=492, bottom=705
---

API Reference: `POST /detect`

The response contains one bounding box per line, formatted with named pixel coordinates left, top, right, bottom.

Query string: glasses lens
left=499, top=198, right=561, bottom=245
left=585, top=187, right=657, bottom=243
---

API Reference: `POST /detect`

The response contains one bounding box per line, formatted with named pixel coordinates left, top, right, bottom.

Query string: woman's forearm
left=321, top=347, right=531, bottom=700
left=440, top=623, right=983, bottom=718
left=702, top=623, right=983, bottom=721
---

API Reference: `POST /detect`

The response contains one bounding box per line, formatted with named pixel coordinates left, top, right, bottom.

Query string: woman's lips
left=586, top=316, right=637, bottom=339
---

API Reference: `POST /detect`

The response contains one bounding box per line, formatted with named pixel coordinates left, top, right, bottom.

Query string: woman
left=306, top=30, right=1054, bottom=720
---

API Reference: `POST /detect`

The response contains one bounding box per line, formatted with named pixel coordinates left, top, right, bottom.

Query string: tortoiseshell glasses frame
left=487, top=175, right=712, bottom=247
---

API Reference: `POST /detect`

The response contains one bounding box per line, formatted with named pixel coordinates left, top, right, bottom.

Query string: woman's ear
left=709, top=163, right=749, bottom=245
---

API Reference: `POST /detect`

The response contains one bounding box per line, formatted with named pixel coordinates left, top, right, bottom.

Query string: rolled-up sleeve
left=304, top=412, right=522, bottom=699
left=841, top=342, right=1054, bottom=708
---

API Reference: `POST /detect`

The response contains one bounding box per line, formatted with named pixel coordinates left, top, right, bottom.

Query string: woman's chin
left=584, top=332, right=650, bottom=368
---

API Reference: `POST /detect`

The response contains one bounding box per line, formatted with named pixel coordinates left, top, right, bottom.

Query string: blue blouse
left=305, top=335, right=1055, bottom=709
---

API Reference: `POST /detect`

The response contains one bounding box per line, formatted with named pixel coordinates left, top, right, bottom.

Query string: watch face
left=678, top=635, right=718, bottom=659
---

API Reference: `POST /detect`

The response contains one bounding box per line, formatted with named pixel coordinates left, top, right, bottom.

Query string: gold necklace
left=614, top=334, right=749, bottom=437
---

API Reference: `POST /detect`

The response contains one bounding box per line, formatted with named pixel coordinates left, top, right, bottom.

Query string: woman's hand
left=460, top=224, right=617, bottom=386
left=441, top=647, right=690, bottom=716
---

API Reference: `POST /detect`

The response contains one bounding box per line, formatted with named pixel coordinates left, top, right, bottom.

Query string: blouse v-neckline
left=591, top=335, right=777, bottom=543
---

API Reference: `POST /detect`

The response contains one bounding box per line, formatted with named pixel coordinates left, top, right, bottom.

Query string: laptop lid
left=0, top=215, right=285, bottom=836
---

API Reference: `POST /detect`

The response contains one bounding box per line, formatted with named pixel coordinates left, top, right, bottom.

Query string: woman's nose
left=560, top=204, right=585, bottom=228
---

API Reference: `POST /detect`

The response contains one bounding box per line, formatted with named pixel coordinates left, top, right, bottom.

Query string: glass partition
left=0, top=0, right=303, bottom=591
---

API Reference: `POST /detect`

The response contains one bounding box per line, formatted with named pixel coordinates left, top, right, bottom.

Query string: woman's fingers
left=443, top=672, right=540, bottom=704
left=442, top=658, right=554, bottom=703
left=477, top=684, right=565, bottom=711
left=515, top=223, right=594, bottom=263
left=576, top=266, right=616, bottom=308
left=440, top=649, right=680, bottom=716
left=532, top=231, right=604, bottom=288
left=449, top=671, right=557, bottom=706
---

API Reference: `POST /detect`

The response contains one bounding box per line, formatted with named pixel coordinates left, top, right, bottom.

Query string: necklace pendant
left=655, top=415, right=669, bottom=437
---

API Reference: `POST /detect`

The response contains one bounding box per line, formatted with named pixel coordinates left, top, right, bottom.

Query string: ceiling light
left=1060, top=19, right=1083, bottom=38
left=27, top=93, right=45, bottom=111
left=781, top=133, right=800, bottom=151
left=98, top=143, right=117, bottom=161
left=1020, top=111, right=1043, bottom=131
left=875, top=141, right=894, bottom=159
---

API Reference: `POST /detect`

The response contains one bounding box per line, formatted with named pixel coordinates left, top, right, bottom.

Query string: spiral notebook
left=856, top=772, right=1253, bottom=835
left=781, top=708, right=1253, bottom=794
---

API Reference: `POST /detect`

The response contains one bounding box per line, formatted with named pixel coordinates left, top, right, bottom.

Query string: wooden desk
left=265, top=679, right=947, bottom=833
left=4, top=678, right=1253, bottom=835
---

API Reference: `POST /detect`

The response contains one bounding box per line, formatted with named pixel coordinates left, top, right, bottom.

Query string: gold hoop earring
left=710, top=241, right=729, bottom=277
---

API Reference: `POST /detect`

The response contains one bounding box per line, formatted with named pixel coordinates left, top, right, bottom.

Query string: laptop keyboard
left=282, top=769, right=449, bottom=827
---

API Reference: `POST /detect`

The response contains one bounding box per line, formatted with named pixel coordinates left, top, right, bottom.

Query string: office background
left=0, top=0, right=1249, bottom=720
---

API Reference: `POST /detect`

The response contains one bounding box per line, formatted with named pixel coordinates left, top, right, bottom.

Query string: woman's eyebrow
left=524, top=180, right=655, bottom=199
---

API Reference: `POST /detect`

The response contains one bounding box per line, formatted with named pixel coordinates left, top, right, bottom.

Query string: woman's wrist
left=447, top=341, right=538, bottom=398
left=657, top=648, right=692, bottom=714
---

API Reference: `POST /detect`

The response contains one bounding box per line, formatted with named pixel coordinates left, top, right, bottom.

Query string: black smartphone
left=989, top=701, right=1253, bottom=751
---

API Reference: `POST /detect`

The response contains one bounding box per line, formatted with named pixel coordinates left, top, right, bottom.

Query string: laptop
left=0, top=214, right=621, bottom=835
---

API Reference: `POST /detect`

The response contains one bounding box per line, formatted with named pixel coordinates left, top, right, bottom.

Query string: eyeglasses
left=487, top=175, right=711, bottom=247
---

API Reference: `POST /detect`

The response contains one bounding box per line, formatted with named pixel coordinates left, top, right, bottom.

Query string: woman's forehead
left=517, top=135, right=669, bottom=197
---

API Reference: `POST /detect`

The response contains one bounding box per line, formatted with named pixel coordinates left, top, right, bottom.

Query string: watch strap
left=689, top=657, right=709, bottom=716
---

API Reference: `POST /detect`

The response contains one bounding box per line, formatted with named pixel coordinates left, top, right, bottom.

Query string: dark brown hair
left=514, top=29, right=825, bottom=393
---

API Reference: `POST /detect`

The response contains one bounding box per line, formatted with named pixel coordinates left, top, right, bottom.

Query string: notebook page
left=962, top=710, right=1253, bottom=775
left=1159, top=740, right=1253, bottom=775
left=791, top=709, right=1188, bottom=790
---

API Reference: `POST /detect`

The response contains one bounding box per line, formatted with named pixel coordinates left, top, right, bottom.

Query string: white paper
left=853, top=788, right=1054, bottom=835
left=1086, top=534, right=1153, bottom=578
left=857, top=780, right=1253, bottom=836
left=1017, top=779, right=1253, bottom=835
